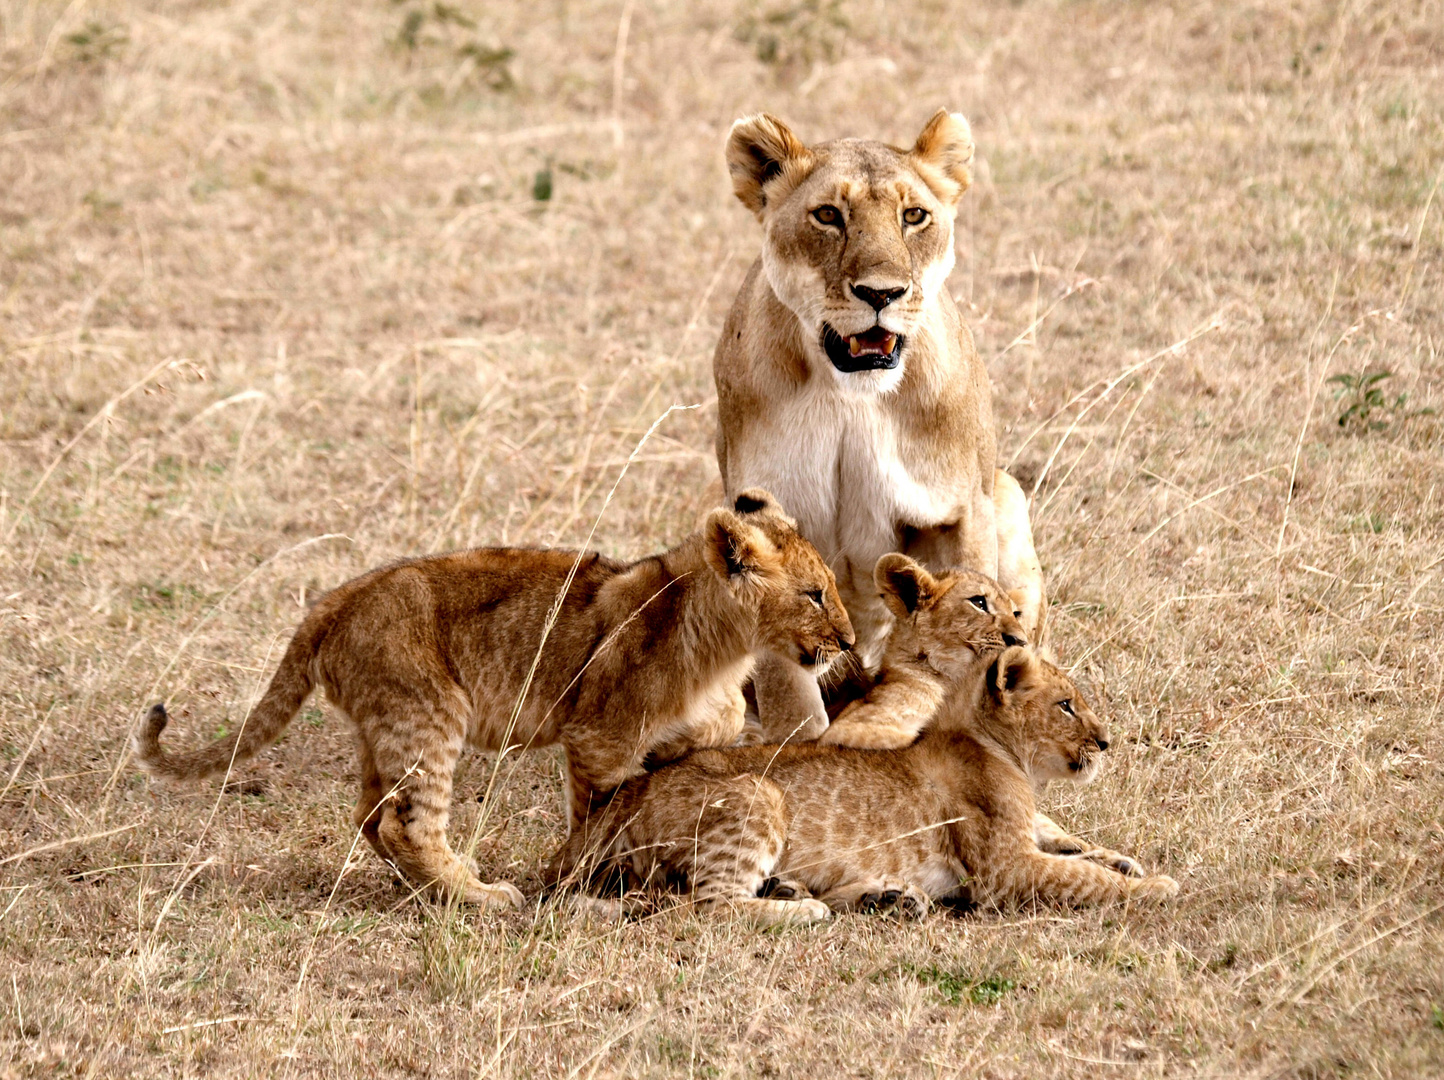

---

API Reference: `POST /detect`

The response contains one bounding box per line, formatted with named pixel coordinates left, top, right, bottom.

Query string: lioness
left=713, top=109, right=1046, bottom=740
left=551, top=646, right=1177, bottom=926
left=134, top=491, right=854, bottom=908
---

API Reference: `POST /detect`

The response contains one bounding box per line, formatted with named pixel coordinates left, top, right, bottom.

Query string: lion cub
left=134, top=490, right=854, bottom=909
left=552, top=646, right=1177, bottom=925
left=820, top=554, right=1028, bottom=750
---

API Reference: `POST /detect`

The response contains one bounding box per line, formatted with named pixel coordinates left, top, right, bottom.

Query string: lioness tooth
left=849, top=336, right=863, bottom=356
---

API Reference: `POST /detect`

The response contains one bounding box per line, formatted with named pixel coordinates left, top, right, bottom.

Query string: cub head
left=725, top=108, right=975, bottom=394
left=983, top=647, right=1110, bottom=786
left=704, top=489, right=855, bottom=671
left=875, top=555, right=1027, bottom=678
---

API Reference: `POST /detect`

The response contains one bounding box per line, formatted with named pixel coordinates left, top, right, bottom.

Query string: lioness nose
left=851, top=283, right=907, bottom=311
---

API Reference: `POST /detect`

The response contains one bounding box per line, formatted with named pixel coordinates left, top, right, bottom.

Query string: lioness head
left=726, top=108, right=974, bottom=393
left=703, top=489, right=855, bottom=670
left=983, top=647, right=1110, bottom=785
left=875, top=554, right=1026, bottom=678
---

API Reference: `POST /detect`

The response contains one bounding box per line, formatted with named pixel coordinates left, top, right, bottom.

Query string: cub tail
left=134, top=614, right=325, bottom=783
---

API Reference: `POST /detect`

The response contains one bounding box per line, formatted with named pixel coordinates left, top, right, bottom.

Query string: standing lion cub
left=134, top=490, right=854, bottom=909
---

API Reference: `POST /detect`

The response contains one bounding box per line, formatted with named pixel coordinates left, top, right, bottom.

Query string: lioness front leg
left=994, top=468, right=1048, bottom=650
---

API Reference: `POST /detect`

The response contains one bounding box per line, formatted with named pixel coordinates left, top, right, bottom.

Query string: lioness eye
left=902, top=207, right=928, bottom=226
left=1059, top=700, right=1075, bottom=716
left=806, top=589, right=824, bottom=607
left=812, top=205, right=842, bottom=226
left=969, top=595, right=988, bottom=612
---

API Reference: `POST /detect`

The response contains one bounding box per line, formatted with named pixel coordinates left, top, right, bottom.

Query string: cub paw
left=786, top=898, right=831, bottom=925
left=858, top=887, right=928, bottom=920
left=471, top=880, right=525, bottom=910
left=758, top=876, right=811, bottom=900
left=733, top=718, right=767, bottom=747
left=1079, top=848, right=1145, bottom=878
left=1129, top=875, right=1180, bottom=902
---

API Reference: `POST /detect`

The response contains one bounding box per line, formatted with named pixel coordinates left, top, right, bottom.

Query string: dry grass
left=3, top=0, right=1443, bottom=1075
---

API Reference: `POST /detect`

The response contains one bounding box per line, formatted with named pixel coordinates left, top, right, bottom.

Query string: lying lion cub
left=552, top=645, right=1177, bottom=925
left=134, top=490, right=854, bottom=909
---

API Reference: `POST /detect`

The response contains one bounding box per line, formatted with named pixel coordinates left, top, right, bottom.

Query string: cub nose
left=1002, top=631, right=1027, bottom=647
left=837, top=634, right=854, bottom=653
left=1094, top=735, right=1110, bottom=752
left=851, top=283, right=907, bottom=311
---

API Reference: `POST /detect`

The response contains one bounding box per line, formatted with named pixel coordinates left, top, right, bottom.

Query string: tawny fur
left=134, top=490, right=853, bottom=909
left=816, top=559, right=1121, bottom=868
left=712, top=109, right=1048, bottom=740
left=552, top=647, right=1177, bottom=925
left=819, top=555, right=1027, bottom=750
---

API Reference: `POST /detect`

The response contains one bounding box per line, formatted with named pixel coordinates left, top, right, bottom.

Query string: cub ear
left=703, top=509, right=771, bottom=580
left=726, top=114, right=815, bottom=218
left=988, top=645, right=1037, bottom=699
left=733, top=488, right=784, bottom=519
left=874, top=553, right=938, bottom=619
left=908, top=108, right=974, bottom=204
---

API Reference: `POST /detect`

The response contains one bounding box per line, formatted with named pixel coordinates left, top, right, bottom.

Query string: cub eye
left=806, top=589, right=825, bottom=608
left=968, top=595, right=988, bottom=612
left=902, top=207, right=929, bottom=226
left=812, top=205, right=842, bottom=227
left=1058, top=700, right=1075, bottom=716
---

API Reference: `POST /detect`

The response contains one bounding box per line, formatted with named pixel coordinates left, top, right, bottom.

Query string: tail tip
left=146, top=702, right=169, bottom=731
left=134, top=703, right=169, bottom=767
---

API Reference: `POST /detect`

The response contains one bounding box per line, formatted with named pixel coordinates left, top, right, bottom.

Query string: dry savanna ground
left=2, top=0, right=1443, bottom=1076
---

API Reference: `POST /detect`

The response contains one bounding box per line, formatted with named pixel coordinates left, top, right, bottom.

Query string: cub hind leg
left=352, top=734, right=393, bottom=865
left=651, top=773, right=828, bottom=926
left=364, top=695, right=522, bottom=911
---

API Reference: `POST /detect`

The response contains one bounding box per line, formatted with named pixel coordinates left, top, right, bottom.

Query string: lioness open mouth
left=822, top=324, right=904, bottom=373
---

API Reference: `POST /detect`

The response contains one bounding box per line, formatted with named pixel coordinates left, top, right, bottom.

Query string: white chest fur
left=731, top=384, right=958, bottom=570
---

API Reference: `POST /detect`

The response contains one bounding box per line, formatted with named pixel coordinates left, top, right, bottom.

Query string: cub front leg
left=819, top=666, right=944, bottom=750
left=982, top=848, right=1177, bottom=908
left=1034, top=813, right=1145, bottom=877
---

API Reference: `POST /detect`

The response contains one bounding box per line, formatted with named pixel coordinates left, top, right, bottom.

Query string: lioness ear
left=704, top=509, right=770, bottom=580
left=908, top=108, right=974, bottom=204
left=726, top=114, right=815, bottom=219
left=988, top=645, right=1037, bottom=698
left=875, top=553, right=937, bottom=619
